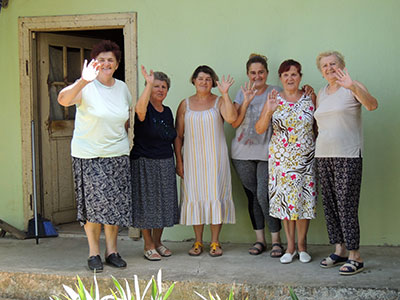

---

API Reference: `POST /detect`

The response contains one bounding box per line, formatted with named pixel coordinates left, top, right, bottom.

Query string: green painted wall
left=0, top=0, right=398, bottom=245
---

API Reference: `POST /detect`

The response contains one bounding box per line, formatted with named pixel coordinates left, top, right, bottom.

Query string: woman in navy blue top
left=130, top=66, right=179, bottom=261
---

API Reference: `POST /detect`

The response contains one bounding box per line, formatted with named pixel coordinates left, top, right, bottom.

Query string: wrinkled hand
left=217, top=75, right=235, bottom=94
left=241, top=81, right=257, bottom=104
left=266, top=89, right=279, bottom=113
left=302, top=84, right=315, bottom=97
left=335, top=68, right=354, bottom=89
left=141, top=65, right=154, bottom=85
left=81, top=59, right=100, bottom=82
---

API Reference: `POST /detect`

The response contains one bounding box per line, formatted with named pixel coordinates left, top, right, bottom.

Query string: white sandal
left=156, top=245, right=172, bottom=257
left=144, top=249, right=161, bottom=261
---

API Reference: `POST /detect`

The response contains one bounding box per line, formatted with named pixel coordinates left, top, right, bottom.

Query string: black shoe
left=105, top=252, right=127, bottom=268
left=87, top=255, right=103, bottom=272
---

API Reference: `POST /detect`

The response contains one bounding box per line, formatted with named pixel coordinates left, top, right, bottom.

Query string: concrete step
left=0, top=237, right=399, bottom=300
left=1, top=270, right=399, bottom=300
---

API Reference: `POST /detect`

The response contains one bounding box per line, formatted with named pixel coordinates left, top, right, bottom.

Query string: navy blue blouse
left=130, top=102, right=177, bottom=159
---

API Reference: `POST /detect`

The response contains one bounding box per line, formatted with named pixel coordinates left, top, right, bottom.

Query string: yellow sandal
left=188, top=241, right=203, bottom=256
left=209, top=242, right=223, bottom=257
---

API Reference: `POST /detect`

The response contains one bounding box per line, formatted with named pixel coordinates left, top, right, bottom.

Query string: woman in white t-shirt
left=231, top=54, right=283, bottom=257
left=314, top=51, right=378, bottom=275
left=58, top=40, right=132, bottom=272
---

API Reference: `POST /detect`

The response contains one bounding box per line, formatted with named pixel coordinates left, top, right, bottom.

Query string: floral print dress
left=268, top=94, right=316, bottom=220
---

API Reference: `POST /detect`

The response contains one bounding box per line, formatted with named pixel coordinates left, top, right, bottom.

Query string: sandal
left=209, top=242, right=223, bottom=257
left=270, top=243, right=284, bottom=258
left=320, top=253, right=348, bottom=268
left=156, top=245, right=172, bottom=257
left=339, top=259, right=364, bottom=275
left=188, top=241, right=203, bottom=256
left=144, top=249, right=161, bottom=261
left=248, top=242, right=266, bottom=255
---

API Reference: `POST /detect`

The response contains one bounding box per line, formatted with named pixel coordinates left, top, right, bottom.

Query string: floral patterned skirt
left=72, top=156, right=132, bottom=227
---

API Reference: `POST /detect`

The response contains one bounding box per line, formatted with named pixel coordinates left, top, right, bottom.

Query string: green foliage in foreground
left=50, top=269, right=299, bottom=300
left=50, top=269, right=174, bottom=300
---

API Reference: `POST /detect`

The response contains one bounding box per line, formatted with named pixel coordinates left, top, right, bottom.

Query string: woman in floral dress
left=255, top=59, right=316, bottom=264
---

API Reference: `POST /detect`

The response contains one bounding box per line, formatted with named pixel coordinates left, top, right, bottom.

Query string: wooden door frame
left=18, top=13, right=137, bottom=229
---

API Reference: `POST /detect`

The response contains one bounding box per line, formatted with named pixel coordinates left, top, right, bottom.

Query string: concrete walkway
left=0, top=235, right=399, bottom=300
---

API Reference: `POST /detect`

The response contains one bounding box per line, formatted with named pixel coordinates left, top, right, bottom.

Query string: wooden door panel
left=38, top=33, right=101, bottom=224
left=55, top=140, right=74, bottom=210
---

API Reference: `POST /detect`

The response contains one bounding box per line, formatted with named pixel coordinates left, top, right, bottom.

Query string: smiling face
left=319, top=55, right=342, bottom=83
left=247, top=62, right=268, bottom=89
left=280, top=65, right=302, bottom=92
left=151, top=79, right=169, bottom=103
left=193, top=72, right=213, bottom=93
left=96, top=51, right=118, bottom=78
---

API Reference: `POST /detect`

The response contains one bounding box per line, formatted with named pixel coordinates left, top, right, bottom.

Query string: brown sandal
left=209, top=242, right=223, bottom=257
left=188, top=241, right=203, bottom=256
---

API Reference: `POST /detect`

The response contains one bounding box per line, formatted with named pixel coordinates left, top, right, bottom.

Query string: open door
left=37, top=33, right=101, bottom=224
left=19, top=13, right=137, bottom=230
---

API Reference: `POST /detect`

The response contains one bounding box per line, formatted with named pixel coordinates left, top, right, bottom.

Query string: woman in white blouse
left=314, top=51, right=377, bottom=276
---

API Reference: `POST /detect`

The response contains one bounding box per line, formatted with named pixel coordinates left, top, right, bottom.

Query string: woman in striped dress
left=175, top=65, right=237, bottom=257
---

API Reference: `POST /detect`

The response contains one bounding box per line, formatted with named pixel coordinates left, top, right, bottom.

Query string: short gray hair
left=145, top=71, right=171, bottom=90
left=316, top=51, right=345, bottom=71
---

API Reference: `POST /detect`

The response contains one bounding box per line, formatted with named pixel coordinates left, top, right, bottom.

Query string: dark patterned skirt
left=131, top=156, right=179, bottom=229
left=72, top=156, right=132, bottom=227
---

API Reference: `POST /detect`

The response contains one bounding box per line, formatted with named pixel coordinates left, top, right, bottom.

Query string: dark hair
left=246, top=53, right=269, bottom=73
left=190, top=65, right=219, bottom=88
left=145, top=71, right=171, bottom=90
left=90, top=40, right=121, bottom=62
left=278, top=59, right=302, bottom=77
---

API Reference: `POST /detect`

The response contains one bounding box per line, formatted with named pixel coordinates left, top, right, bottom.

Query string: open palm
left=81, top=59, right=100, bottom=82
left=141, top=65, right=154, bottom=85
left=266, top=89, right=279, bottom=113
left=217, top=75, right=234, bottom=94
left=241, top=81, right=257, bottom=103
left=335, top=68, right=353, bottom=89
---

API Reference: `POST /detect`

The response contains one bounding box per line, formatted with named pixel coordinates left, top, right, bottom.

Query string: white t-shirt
left=231, top=85, right=282, bottom=161
left=71, top=79, right=132, bottom=158
left=314, top=85, right=362, bottom=158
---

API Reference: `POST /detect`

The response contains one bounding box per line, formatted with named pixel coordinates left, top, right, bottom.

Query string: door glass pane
left=67, top=47, right=81, bottom=83
left=84, top=49, right=91, bottom=62
left=49, top=46, right=65, bottom=120
left=48, top=45, right=77, bottom=121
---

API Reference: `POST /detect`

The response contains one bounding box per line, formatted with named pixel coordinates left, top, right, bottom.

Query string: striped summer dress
left=179, top=97, right=235, bottom=225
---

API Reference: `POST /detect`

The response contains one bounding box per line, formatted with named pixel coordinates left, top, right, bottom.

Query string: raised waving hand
left=217, top=75, right=235, bottom=94
left=254, top=89, right=279, bottom=134
left=136, top=65, right=156, bottom=121
left=58, top=59, right=99, bottom=106
left=81, top=59, right=100, bottom=82
left=265, top=89, right=280, bottom=113
left=334, top=68, right=354, bottom=89
left=335, top=68, right=378, bottom=111
left=241, top=81, right=257, bottom=104
left=140, top=65, right=154, bottom=85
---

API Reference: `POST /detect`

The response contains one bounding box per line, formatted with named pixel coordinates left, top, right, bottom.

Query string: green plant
left=50, top=269, right=298, bottom=300
left=50, top=269, right=175, bottom=300
left=289, top=287, right=299, bottom=300
left=194, top=287, right=248, bottom=300
left=149, top=269, right=175, bottom=300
